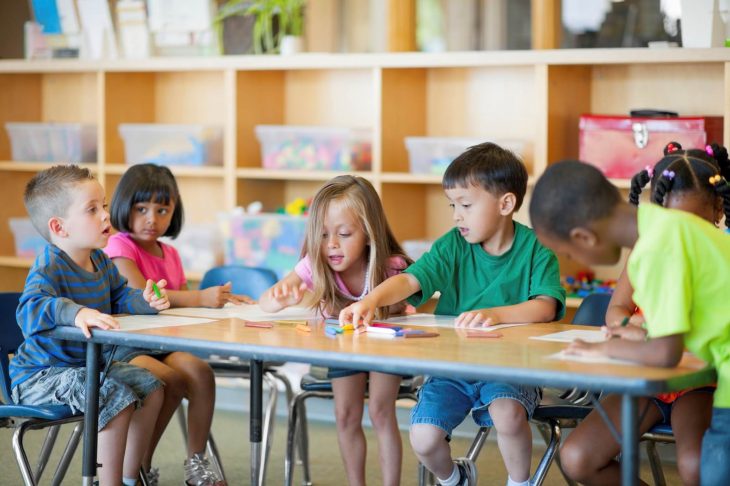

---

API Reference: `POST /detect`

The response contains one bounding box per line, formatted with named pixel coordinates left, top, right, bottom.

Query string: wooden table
left=49, top=319, right=714, bottom=486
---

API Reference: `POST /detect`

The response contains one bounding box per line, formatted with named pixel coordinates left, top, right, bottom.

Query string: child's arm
left=339, top=273, right=421, bottom=326
left=566, top=333, right=685, bottom=368
left=259, top=272, right=308, bottom=312
left=111, top=257, right=252, bottom=308
left=605, top=266, right=644, bottom=327
left=107, top=256, right=168, bottom=313
left=454, top=295, right=558, bottom=327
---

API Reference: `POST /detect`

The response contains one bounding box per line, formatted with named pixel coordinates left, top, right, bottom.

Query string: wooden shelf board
left=236, top=168, right=375, bottom=181
left=0, top=256, right=34, bottom=268
left=0, top=161, right=97, bottom=172
left=380, top=173, right=443, bottom=184
left=104, top=164, right=225, bottom=178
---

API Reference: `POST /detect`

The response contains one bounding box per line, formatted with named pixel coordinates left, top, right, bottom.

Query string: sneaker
left=454, top=457, right=478, bottom=486
left=144, top=467, right=160, bottom=486
left=183, top=453, right=226, bottom=486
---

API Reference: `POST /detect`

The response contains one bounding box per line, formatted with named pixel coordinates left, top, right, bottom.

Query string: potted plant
left=216, top=0, right=304, bottom=54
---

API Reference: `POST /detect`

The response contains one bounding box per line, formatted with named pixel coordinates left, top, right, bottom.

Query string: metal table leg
left=250, top=359, right=263, bottom=486
left=82, top=342, right=101, bottom=486
left=621, top=394, right=639, bottom=486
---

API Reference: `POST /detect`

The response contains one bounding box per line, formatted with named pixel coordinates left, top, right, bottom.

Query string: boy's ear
left=498, top=192, right=517, bottom=215
left=48, top=217, right=67, bottom=238
left=568, top=226, right=598, bottom=249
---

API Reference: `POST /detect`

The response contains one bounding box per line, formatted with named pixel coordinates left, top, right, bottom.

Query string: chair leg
left=51, top=421, right=83, bottom=486
left=530, top=420, right=561, bottom=486
left=418, top=461, right=436, bottom=486
left=206, top=433, right=226, bottom=481
left=298, top=399, right=312, bottom=485
left=271, top=370, right=295, bottom=404
left=466, top=426, right=490, bottom=461
left=284, top=392, right=301, bottom=486
left=645, top=441, right=667, bottom=486
left=33, top=424, right=60, bottom=482
left=259, top=373, right=278, bottom=486
left=12, top=422, right=37, bottom=486
left=536, top=421, right=578, bottom=486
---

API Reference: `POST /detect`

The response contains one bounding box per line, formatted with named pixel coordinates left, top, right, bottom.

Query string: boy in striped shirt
left=9, top=165, right=169, bottom=486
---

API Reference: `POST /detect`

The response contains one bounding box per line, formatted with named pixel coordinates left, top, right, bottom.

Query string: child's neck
left=338, top=258, right=368, bottom=295
left=480, top=218, right=516, bottom=256
left=606, top=203, right=639, bottom=249
left=54, top=242, right=95, bottom=272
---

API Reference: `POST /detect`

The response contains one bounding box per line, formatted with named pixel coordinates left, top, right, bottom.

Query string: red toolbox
left=578, top=114, right=723, bottom=179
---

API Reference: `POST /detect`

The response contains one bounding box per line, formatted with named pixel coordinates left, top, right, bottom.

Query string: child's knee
left=186, top=359, right=215, bottom=389
left=489, top=400, right=528, bottom=435
left=367, top=400, right=396, bottom=429
left=334, top=402, right=363, bottom=429
left=676, top=450, right=701, bottom=485
left=144, top=386, right=164, bottom=409
left=559, top=441, right=592, bottom=481
left=409, top=424, right=445, bottom=457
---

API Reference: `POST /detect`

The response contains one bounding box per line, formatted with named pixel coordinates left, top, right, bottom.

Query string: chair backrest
left=571, top=293, right=612, bottom=327
left=0, top=292, right=23, bottom=404
left=199, top=265, right=278, bottom=300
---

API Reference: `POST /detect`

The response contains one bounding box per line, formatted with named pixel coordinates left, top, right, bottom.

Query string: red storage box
left=579, top=115, right=723, bottom=179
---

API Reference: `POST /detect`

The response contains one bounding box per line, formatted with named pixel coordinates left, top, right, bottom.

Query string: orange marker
left=296, top=323, right=312, bottom=333
left=465, top=330, right=502, bottom=339
left=245, top=321, right=274, bottom=329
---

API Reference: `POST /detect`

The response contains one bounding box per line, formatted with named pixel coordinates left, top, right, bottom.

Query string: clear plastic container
left=405, top=137, right=525, bottom=175
left=9, top=218, right=47, bottom=257
left=118, top=123, right=223, bottom=166
left=255, top=125, right=372, bottom=171
left=222, top=213, right=307, bottom=279
left=402, top=240, right=433, bottom=261
left=160, top=223, right=223, bottom=274
left=5, top=122, right=97, bottom=163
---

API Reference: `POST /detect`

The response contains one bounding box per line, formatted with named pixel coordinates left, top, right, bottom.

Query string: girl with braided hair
left=559, top=141, right=729, bottom=486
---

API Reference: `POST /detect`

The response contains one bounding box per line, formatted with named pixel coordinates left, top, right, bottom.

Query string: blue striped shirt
left=10, top=244, right=156, bottom=387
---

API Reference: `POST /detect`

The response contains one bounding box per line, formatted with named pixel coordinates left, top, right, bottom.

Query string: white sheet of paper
left=379, top=313, right=530, bottom=330
left=546, top=350, right=637, bottom=366
left=161, top=304, right=316, bottom=322
left=114, top=314, right=214, bottom=331
left=530, top=330, right=607, bottom=343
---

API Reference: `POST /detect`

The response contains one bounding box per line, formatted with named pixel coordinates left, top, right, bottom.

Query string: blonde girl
left=260, top=175, right=413, bottom=486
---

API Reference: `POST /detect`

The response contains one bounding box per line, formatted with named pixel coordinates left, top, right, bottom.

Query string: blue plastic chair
left=179, top=265, right=288, bottom=485
left=0, top=292, right=84, bottom=486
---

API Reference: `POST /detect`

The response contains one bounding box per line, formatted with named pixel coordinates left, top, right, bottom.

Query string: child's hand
left=200, top=282, right=255, bottom=308
left=266, top=281, right=308, bottom=309
left=74, top=308, right=119, bottom=338
left=143, top=279, right=170, bottom=311
left=603, top=323, right=647, bottom=342
left=455, top=309, right=499, bottom=328
left=340, top=299, right=376, bottom=327
left=565, top=339, right=607, bottom=357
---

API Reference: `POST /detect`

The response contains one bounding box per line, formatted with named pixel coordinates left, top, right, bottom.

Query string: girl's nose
left=327, top=235, right=339, bottom=248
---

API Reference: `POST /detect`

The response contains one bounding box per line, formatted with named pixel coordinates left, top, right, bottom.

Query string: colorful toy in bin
left=561, top=270, right=616, bottom=298
left=224, top=211, right=307, bottom=279
left=9, top=218, right=47, bottom=258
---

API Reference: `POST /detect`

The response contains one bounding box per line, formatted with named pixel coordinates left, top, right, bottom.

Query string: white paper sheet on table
left=114, top=314, right=214, bottom=331
left=530, top=330, right=606, bottom=343
left=379, top=313, right=529, bottom=331
left=546, top=350, right=637, bottom=366
left=161, top=304, right=316, bottom=322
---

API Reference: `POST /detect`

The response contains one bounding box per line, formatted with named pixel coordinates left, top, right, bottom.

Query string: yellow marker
left=278, top=320, right=308, bottom=326
left=340, top=324, right=355, bottom=331
left=296, top=323, right=312, bottom=333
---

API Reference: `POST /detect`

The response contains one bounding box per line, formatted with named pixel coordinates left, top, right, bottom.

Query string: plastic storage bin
left=9, top=218, right=47, bottom=258
left=255, top=125, right=372, bottom=171
left=160, top=223, right=223, bottom=274
left=223, top=213, right=307, bottom=279
left=5, top=122, right=97, bottom=163
left=119, top=124, right=223, bottom=166
left=402, top=240, right=433, bottom=261
left=405, top=137, right=525, bottom=175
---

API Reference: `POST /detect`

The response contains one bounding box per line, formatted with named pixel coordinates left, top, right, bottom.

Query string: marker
left=366, top=326, right=398, bottom=335
left=371, top=323, right=403, bottom=331
left=245, top=321, right=274, bottom=329
left=296, top=323, right=312, bottom=333
left=152, top=282, right=162, bottom=299
left=403, top=331, right=439, bottom=338
left=466, top=330, right=503, bottom=339
left=325, top=326, right=339, bottom=336
left=340, top=324, right=355, bottom=332
left=620, top=316, right=630, bottom=327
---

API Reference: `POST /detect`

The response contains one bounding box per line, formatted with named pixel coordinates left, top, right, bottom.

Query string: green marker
left=152, top=282, right=162, bottom=299
left=620, top=316, right=629, bottom=327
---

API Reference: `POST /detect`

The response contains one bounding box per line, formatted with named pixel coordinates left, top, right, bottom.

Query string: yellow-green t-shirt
left=628, top=204, right=730, bottom=407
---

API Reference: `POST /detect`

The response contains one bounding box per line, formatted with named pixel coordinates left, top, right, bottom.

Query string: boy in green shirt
left=341, top=143, right=565, bottom=486
left=529, top=160, right=730, bottom=485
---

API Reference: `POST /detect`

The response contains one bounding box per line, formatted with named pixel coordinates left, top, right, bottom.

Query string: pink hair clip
left=666, top=143, right=679, bottom=153
left=662, top=170, right=675, bottom=180
left=706, top=145, right=715, bottom=157
left=644, top=165, right=654, bottom=178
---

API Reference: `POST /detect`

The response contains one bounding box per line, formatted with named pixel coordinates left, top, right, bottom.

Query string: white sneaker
left=454, top=457, right=478, bottom=486
left=183, top=453, right=226, bottom=486
left=144, top=467, right=159, bottom=486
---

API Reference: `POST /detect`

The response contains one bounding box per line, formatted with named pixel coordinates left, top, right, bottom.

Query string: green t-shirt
left=629, top=204, right=730, bottom=407
left=405, top=222, right=565, bottom=320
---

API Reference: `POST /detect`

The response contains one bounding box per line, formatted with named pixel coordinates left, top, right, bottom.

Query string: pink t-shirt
left=104, top=232, right=187, bottom=291
left=294, top=255, right=408, bottom=298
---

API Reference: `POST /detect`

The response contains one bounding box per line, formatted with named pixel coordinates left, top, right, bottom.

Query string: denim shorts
left=106, top=345, right=170, bottom=364
left=701, top=407, right=730, bottom=486
left=650, top=386, right=716, bottom=424
left=410, top=377, right=542, bottom=436
left=12, top=363, right=162, bottom=431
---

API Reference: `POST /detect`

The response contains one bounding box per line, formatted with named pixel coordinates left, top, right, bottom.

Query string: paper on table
left=161, top=304, right=316, bottom=322
left=379, top=314, right=530, bottom=331
left=530, top=330, right=607, bottom=343
left=546, top=350, right=637, bottom=366
left=114, top=314, right=214, bottom=331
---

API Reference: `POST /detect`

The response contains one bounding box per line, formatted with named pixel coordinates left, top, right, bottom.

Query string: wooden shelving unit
left=0, top=49, right=727, bottom=291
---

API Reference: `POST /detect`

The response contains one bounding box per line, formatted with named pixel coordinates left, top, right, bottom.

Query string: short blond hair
left=24, top=165, right=95, bottom=241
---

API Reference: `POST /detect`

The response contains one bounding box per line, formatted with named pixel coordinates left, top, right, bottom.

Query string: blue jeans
left=700, top=407, right=730, bottom=486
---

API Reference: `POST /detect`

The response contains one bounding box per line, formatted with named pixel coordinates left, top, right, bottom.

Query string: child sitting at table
left=9, top=165, right=168, bottom=485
